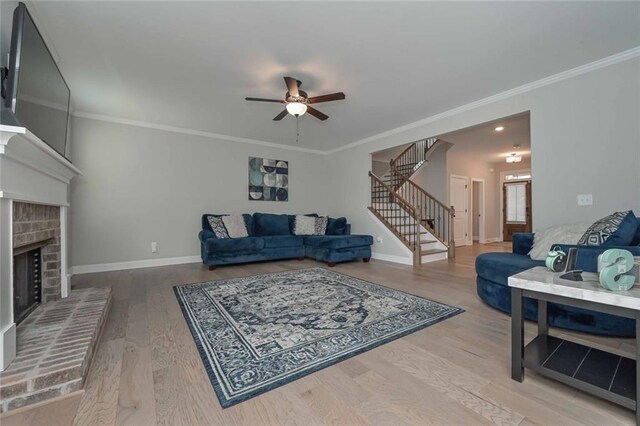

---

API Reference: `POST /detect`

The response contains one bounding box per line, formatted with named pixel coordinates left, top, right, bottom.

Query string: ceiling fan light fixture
left=286, top=102, right=307, bottom=116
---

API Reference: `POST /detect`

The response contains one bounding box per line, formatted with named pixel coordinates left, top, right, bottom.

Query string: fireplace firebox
left=13, top=247, right=42, bottom=324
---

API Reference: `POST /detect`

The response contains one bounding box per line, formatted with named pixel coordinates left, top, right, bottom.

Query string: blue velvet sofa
left=476, top=229, right=640, bottom=337
left=199, top=213, right=373, bottom=269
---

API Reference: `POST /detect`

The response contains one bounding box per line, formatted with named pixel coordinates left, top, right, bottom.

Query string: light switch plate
left=577, top=194, right=593, bottom=206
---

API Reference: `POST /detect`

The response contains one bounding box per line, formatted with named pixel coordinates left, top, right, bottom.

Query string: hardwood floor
left=2, top=243, right=635, bottom=425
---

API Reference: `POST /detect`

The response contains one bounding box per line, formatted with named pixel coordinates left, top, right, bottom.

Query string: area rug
left=173, top=267, right=463, bottom=408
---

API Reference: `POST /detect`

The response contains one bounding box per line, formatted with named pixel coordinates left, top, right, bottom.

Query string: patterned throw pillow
left=222, top=215, right=249, bottom=238
left=293, top=215, right=316, bottom=235
left=314, top=216, right=328, bottom=235
left=207, top=216, right=229, bottom=239
left=578, top=211, right=633, bottom=246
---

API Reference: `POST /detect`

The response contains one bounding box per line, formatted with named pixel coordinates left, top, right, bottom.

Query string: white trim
left=370, top=252, right=413, bottom=266
left=499, top=168, right=532, bottom=241
left=450, top=174, right=470, bottom=247
left=71, top=255, right=202, bottom=275
left=325, top=46, right=640, bottom=155
left=72, top=111, right=326, bottom=155
left=481, top=237, right=503, bottom=244
left=0, top=191, right=70, bottom=207
left=0, top=322, right=16, bottom=372
left=471, top=178, right=486, bottom=245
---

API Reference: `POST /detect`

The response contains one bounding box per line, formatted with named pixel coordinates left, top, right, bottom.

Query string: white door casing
left=450, top=175, right=469, bottom=247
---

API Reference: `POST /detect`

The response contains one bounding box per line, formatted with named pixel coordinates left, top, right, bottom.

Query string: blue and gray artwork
left=249, top=157, right=288, bottom=201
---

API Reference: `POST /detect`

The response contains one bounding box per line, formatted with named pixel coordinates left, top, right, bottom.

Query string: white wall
left=410, top=143, right=450, bottom=203
left=69, top=116, right=329, bottom=267
left=326, top=57, right=640, bottom=262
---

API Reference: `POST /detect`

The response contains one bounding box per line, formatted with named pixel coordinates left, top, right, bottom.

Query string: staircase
left=369, top=138, right=455, bottom=265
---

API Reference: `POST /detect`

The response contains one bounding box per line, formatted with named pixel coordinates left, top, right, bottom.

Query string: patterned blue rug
left=174, top=267, right=463, bottom=408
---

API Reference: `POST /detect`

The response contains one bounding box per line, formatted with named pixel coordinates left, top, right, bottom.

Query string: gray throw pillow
left=207, top=216, right=229, bottom=239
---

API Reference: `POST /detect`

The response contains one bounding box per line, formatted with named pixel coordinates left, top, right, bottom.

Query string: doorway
left=502, top=180, right=532, bottom=241
left=471, top=179, right=485, bottom=243
left=450, top=175, right=469, bottom=247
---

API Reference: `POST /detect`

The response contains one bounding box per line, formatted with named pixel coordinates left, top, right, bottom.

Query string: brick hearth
left=12, top=202, right=62, bottom=303
left=0, top=288, right=112, bottom=413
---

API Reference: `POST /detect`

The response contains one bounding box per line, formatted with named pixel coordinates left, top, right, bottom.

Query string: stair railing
left=393, top=173, right=456, bottom=258
left=389, top=138, right=438, bottom=187
left=369, top=171, right=422, bottom=263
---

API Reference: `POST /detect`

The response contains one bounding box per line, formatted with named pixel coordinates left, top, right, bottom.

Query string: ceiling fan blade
left=307, top=92, right=346, bottom=104
left=273, top=109, right=288, bottom=121
left=245, top=97, right=285, bottom=103
left=284, top=76, right=299, bottom=97
left=306, top=106, right=329, bottom=121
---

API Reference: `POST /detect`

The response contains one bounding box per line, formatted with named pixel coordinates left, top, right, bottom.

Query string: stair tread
left=421, top=249, right=448, bottom=255
left=420, top=240, right=438, bottom=244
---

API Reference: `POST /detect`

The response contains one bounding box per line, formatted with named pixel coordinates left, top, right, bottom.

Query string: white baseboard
left=0, top=322, right=16, bottom=372
left=480, top=237, right=503, bottom=244
left=371, top=252, right=413, bottom=265
left=71, top=255, right=201, bottom=275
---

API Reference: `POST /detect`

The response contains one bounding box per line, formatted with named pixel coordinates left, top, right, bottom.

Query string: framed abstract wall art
left=248, top=157, right=288, bottom=201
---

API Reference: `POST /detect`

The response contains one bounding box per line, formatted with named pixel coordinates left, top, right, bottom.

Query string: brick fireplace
left=13, top=203, right=62, bottom=305
left=0, top=125, right=82, bottom=371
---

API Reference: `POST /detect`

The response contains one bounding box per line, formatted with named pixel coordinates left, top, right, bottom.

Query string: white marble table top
left=509, top=267, right=640, bottom=311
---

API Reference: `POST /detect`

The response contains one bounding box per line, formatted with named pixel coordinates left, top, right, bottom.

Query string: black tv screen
left=4, top=2, right=70, bottom=158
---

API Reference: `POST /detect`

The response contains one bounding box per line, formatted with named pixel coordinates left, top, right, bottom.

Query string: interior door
left=503, top=180, right=532, bottom=241
left=450, top=176, right=469, bottom=247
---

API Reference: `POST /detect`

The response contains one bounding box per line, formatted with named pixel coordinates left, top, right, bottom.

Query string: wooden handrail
left=389, top=142, right=415, bottom=170
left=393, top=173, right=451, bottom=214
left=368, top=171, right=417, bottom=215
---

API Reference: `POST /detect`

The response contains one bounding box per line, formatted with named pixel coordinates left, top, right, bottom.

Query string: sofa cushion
left=205, top=237, right=264, bottom=253
left=253, top=213, right=291, bottom=236
left=303, top=234, right=373, bottom=250
left=262, top=235, right=304, bottom=248
left=326, top=217, right=347, bottom=235
left=578, top=210, right=637, bottom=246
left=475, top=252, right=544, bottom=287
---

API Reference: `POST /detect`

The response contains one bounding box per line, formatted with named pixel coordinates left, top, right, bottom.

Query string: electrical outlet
left=376, top=236, right=383, bottom=244
left=577, top=194, right=593, bottom=206
left=151, top=242, right=158, bottom=253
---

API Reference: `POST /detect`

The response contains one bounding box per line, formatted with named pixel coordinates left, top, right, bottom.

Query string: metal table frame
left=511, top=287, right=639, bottom=423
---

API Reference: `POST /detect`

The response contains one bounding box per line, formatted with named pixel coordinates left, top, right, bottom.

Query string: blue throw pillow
left=632, top=217, right=640, bottom=246
left=326, top=217, right=347, bottom=235
left=578, top=210, right=638, bottom=246
left=253, top=213, right=291, bottom=236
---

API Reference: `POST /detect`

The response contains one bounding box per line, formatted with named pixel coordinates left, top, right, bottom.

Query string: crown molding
left=324, top=46, right=640, bottom=155
left=72, top=111, right=327, bottom=155
left=73, top=46, right=639, bottom=157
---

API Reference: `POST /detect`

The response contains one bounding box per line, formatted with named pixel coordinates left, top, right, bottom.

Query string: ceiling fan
left=245, top=76, right=345, bottom=121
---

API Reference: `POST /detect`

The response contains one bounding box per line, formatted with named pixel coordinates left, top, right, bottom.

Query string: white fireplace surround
left=0, top=124, right=82, bottom=371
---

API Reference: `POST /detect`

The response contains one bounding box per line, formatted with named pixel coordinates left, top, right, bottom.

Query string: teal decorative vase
left=599, top=249, right=636, bottom=291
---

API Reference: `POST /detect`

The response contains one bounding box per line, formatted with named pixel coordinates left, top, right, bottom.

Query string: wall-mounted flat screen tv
left=3, top=2, right=70, bottom=159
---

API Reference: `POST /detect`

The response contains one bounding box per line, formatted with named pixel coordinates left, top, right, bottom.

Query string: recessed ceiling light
left=495, top=126, right=504, bottom=132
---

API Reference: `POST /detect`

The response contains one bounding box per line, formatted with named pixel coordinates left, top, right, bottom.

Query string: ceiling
left=439, top=113, right=531, bottom=164
left=371, top=113, right=530, bottom=164
left=24, top=1, right=640, bottom=151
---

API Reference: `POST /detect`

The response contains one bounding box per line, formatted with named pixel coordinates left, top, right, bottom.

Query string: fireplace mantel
left=0, top=124, right=82, bottom=371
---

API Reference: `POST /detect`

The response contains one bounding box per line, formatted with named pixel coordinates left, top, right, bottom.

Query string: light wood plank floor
left=2, top=244, right=635, bottom=425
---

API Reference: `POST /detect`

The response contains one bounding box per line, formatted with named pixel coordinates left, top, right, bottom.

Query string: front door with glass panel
left=503, top=180, right=532, bottom=242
